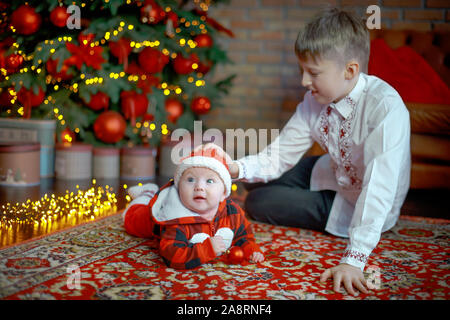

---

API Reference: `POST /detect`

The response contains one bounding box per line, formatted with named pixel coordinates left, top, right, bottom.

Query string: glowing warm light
left=0, top=185, right=118, bottom=228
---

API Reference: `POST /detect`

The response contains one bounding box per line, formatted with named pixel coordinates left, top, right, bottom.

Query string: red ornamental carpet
left=0, top=211, right=448, bottom=300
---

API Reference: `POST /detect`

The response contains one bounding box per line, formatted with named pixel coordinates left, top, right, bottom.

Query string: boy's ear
left=344, top=59, right=359, bottom=80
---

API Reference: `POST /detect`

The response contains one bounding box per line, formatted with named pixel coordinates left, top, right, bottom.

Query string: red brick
left=228, top=41, right=261, bottom=51
left=230, top=0, right=258, bottom=7
left=426, top=0, right=450, bottom=8
left=247, top=75, right=283, bottom=87
left=248, top=8, right=283, bottom=20
left=286, top=9, right=320, bottom=20
left=246, top=54, right=283, bottom=64
left=434, top=23, right=450, bottom=31
left=261, top=88, right=286, bottom=98
left=209, top=8, right=245, bottom=19
left=341, top=0, right=380, bottom=6
left=262, top=0, right=296, bottom=5
left=230, top=20, right=264, bottom=29
left=391, top=21, right=432, bottom=31
left=404, top=9, right=444, bottom=20
left=249, top=31, right=284, bottom=41
left=263, top=41, right=291, bottom=52
left=299, top=0, right=338, bottom=6
left=378, top=9, right=401, bottom=20
left=383, top=0, right=422, bottom=7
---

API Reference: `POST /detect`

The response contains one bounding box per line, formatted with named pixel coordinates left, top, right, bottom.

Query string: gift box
left=0, top=118, right=56, bottom=177
left=55, top=143, right=92, bottom=180
left=0, top=142, right=40, bottom=186
left=120, top=146, right=156, bottom=180
left=93, top=147, right=120, bottom=179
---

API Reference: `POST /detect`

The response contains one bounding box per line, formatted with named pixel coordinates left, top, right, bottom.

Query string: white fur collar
left=152, top=185, right=201, bottom=222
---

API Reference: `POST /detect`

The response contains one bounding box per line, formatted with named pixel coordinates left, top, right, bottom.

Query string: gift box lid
left=0, top=142, right=40, bottom=153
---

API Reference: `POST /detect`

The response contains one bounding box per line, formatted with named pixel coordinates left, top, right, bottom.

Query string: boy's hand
left=320, top=263, right=369, bottom=296
left=210, top=236, right=226, bottom=256
left=249, top=252, right=265, bottom=263
left=194, top=143, right=239, bottom=178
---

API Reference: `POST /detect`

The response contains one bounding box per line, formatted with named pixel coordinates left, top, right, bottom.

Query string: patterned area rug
left=0, top=212, right=448, bottom=300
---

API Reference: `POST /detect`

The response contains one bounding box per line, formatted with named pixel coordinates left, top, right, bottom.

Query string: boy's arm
left=159, top=225, right=217, bottom=269
left=236, top=96, right=315, bottom=183
left=341, top=101, right=411, bottom=270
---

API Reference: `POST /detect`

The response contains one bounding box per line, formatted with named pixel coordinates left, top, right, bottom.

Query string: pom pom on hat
left=174, top=148, right=232, bottom=197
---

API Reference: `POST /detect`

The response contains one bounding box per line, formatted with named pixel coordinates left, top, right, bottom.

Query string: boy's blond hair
left=295, top=8, right=370, bottom=72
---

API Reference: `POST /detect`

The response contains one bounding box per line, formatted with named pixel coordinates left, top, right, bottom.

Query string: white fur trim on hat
left=174, top=155, right=232, bottom=197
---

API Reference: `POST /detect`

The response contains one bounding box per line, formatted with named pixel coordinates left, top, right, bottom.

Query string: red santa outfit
left=122, top=149, right=263, bottom=269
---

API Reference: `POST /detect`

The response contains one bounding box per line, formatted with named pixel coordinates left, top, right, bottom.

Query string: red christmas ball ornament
left=165, top=98, right=184, bottom=123
left=50, top=6, right=70, bottom=28
left=166, top=11, right=179, bottom=28
left=0, top=88, right=14, bottom=107
left=143, top=113, right=154, bottom=122
left=227, top=246, right=245, bottom=264
left=194, top=34, right=213, bottom=48
left=140, top=0, right=166, bottom=24
left=10, top=5, right=41, bottom=35
left=196, top=60, right=213, bottom=75
left=46, top=58, right=73, bottom=81
left=85, top=91, right=109, bottom=111
left=17, top=87, right=45, bottom=107
left=17, top=86, right=45, bottom=118
left=93, top=110, right=127, bottom=144
left=109, top=38, right=132, bottom=67
left=120, top=91, right=149, bottom=126
left=172, top=54, right=199, bottom=75
left=191, top=96, right=211, bottom=115
left=5, top=54, right=24, bottom=73
left=60, top=127, right=76, bottom=143
left=138, top=47, right=169, bottom=74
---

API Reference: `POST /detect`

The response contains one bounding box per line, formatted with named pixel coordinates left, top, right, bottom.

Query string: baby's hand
left=210, top=236, right=226, bottom=256
left=127, top=183, right=159, bottom=200
left=249, top=252, right=265, bottom=263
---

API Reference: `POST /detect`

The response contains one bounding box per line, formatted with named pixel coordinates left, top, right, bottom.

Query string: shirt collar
left=330, top=73, right=366, bottom=119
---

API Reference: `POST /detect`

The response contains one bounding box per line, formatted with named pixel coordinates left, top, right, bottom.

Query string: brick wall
left=202, top=0, right=449, bottom=133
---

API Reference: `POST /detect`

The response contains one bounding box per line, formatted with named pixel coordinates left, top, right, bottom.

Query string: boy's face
left=178, top=167, right=227, bottom=219
left=298, top=55, right=353, bottom=105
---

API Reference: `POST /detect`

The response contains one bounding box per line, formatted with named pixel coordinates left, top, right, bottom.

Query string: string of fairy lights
left=1, top=3, right=211, bottom=137
left=0, top=180, right=120, bottom=229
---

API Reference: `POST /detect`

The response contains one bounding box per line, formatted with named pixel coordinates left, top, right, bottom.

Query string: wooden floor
left=0, top=177, right=448, bottom=248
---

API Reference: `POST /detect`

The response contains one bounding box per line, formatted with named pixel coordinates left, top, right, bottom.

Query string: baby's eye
left=187, top=177, right=194, bottom=182
left=206, top=178, right=214, bottom=184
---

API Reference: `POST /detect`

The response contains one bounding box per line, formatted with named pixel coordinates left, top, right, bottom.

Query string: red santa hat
left=174, top=148, right=232, bottom=197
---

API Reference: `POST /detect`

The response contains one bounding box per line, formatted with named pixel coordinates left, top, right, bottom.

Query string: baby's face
left=178, top=167, right=227, bottom=219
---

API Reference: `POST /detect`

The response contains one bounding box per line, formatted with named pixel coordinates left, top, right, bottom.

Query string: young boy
left=200, top=8, right=411, bottom=295
left=122, top=148, right=264, bottom=270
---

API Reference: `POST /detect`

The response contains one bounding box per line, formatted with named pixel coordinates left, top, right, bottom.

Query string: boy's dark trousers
left=244, top=156, right=336, bottom=231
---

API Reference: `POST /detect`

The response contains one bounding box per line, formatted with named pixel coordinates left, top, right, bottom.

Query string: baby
left=122, top=148, right=264, bottom=269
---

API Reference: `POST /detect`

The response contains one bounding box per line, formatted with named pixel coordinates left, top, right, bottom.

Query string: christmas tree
left=0, top=0, right=234, bottom=147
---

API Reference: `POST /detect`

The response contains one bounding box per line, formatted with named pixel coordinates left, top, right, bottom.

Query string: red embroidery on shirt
left=317, top=97, right=362, bottom=190
left=343, top=249, right=368, bottom=264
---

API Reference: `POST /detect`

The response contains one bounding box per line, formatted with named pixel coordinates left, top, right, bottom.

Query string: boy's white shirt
left=236, top=73, right=411, bottom=270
